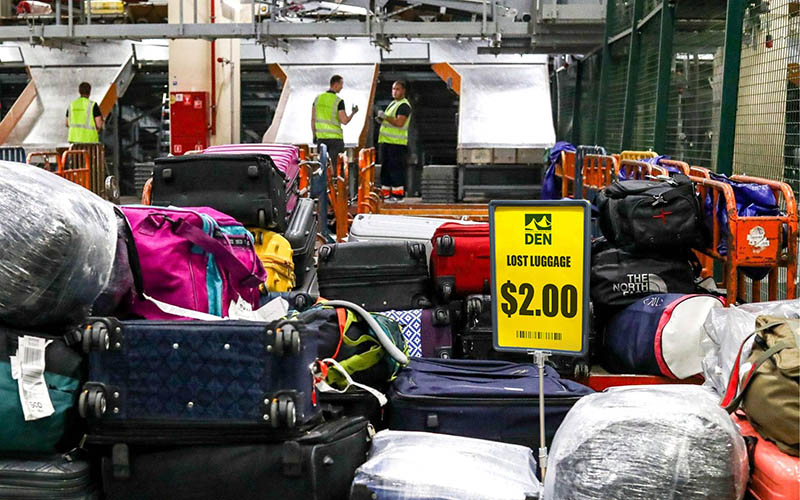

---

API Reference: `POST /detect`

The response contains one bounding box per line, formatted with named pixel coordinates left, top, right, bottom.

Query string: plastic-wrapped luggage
left=350, top=431, right=542, bottom=500
left=701, top=298, right=800, bottom=396
left=0, top=162, right=118, bottom=328
left=543, top=385, right=748, bottom=500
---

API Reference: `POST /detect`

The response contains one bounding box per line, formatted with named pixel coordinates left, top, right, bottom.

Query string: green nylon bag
left=296, top=303, right=408, bottom=392
left=0, top=329, right=84, bottom=452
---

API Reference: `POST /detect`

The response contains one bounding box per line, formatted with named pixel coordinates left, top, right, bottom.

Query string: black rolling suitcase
left=0, top=453, right=99, bottom=499
left=75, top=317, right=319, bottom=441
left=458, top=295, right=528, bottom=363
left=462, top=295, right=591, bottom=378
left=152, top=154, right=289, bottom=231
left=284, top=197, right=318, bottom=287
left=100, top=416, right=371, bottom=500
left=317, top=241, right=432, bottom=312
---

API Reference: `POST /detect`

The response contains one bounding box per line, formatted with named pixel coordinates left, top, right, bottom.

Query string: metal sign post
left=489, top=200, right=591, bottom=480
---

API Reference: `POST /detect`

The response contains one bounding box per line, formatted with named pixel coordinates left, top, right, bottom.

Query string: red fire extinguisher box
left=169, top=91, right=209, bottom=155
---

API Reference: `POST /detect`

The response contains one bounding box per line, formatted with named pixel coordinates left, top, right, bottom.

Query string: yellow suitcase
left=250, top=228, right=296, bottom=292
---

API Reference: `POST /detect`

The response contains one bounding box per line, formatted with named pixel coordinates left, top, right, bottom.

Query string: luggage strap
left=722, top=321, right=790, bottom=412
left=168, top=216, right=264, bottom=288
left=312, top=358, right=387, bottom=407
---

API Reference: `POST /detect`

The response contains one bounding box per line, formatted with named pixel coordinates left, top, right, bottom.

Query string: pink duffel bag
left=119, top=205, right=266, bottom=320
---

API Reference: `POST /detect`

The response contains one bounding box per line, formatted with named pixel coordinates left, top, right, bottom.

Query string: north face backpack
left=590, top=238, right=700, bottom=312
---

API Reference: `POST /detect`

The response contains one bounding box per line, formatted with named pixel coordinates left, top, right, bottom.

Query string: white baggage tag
left=228, top=297, right=289, bottom=322
left=16, top=336, right=55, bottom=421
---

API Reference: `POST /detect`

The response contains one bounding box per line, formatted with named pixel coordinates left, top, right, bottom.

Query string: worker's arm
left=384, top=115, right=407, bottom=127
left=339, top=103, right=358, bottom=125
left=65, top=117, right=69, bottom=127
left=310, top=103, right=316, bottom=140
left=94, top=115, right=104, bottom=131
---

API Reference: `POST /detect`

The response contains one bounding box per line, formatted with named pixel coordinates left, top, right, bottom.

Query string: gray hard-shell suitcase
left=284, top=197, right=319, bottom=287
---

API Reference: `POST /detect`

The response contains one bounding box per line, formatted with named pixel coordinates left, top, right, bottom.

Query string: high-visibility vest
left=68, top=97, right=99, bottom=143
left=313, top=92, right=344, bottom=140
left=378, top=98, right=411, bottom=146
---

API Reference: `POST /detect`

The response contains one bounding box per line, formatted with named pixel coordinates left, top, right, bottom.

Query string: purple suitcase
left=381, top=306, right=456, bottom=358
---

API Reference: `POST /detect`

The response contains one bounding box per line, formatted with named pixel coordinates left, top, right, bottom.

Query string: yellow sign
left=489, top=201, right=590, bottom=354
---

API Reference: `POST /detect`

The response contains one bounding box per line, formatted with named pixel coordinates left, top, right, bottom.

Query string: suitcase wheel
left=408, top=242, right=425, bottom=261
left=413, top=295, right=433, bottom=309
left=318, top=244, right=333, bottom=261
left=435, top=235, right=455, bottom=256
left=438, top=281, right=454, bottom=302
left=269, top=395, right=296, bottom=429
left=81, top=321, right=110, bottom=353
left=293, top=293, right=309, bottom=311
left=573, top=361, right=589, bottom=379
left=258, top=209, right=267, bottom=229
left=274, top=324, right=301, bottom=356
left=431, top=307, right=450, bottom=326
left=78, top=385, right=107, bottom=419
left=465, top=297, right=484, bottom=318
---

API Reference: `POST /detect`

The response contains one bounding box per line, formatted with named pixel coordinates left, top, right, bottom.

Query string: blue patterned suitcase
left=75, top=317, right=319, bottom=443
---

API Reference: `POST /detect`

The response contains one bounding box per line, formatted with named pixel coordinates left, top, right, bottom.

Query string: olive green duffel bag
left=723, top=315, right=799, bottom=456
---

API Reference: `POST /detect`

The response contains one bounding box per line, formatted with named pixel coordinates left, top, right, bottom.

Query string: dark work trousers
left=380, top=143, right=407, bottom=189
left=318, top=139, right=344, bottom=172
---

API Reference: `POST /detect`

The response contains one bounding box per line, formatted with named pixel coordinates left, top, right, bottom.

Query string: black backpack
left=596, top=174, right=707, bottom=254
left=590, top=238, right=701, bottom=312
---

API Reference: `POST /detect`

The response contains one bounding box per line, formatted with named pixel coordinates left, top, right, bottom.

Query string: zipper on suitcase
left=390, top=391, right=583, bottom=407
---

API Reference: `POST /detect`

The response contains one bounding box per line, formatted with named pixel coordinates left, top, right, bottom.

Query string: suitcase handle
left=324, top=300, right=409, bottom=366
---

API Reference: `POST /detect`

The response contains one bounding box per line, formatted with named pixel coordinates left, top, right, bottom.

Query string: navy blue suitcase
left=75, top=317, right=319, bottom=443
left=387, top=358, right=593, bottom=451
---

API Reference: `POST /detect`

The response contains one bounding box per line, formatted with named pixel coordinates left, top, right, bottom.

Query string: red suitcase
left=732, top=412, right=800, bottom=500
left=430, top=222, right=490, bottom=301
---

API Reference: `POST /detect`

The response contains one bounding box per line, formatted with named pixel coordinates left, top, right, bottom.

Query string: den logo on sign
left=525, top=213, right=552, bottom=245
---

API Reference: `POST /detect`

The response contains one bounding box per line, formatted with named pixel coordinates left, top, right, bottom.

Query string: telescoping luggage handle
left=721, top=321, right=793, bottom=412
left=322, top=300, right=409, bottom=366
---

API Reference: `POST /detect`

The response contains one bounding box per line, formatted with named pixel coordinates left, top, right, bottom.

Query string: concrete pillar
left=167, top=0, right=243, bottom=145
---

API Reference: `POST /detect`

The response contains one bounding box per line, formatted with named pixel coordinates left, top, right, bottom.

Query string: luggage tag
left=10, top=336, right=55, bottom=421
left=228, top=296, right=289, bottom=322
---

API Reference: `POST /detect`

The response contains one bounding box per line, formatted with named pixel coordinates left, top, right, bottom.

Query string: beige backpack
left=723, top=316, right=799, bottom=456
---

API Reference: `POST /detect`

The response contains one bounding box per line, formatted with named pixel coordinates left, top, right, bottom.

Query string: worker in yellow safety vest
left=312, top=74, right=358, bottom=172
left=376, top=80, right=412, bottom=201
left=65, top=82, right=103, bottom=143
